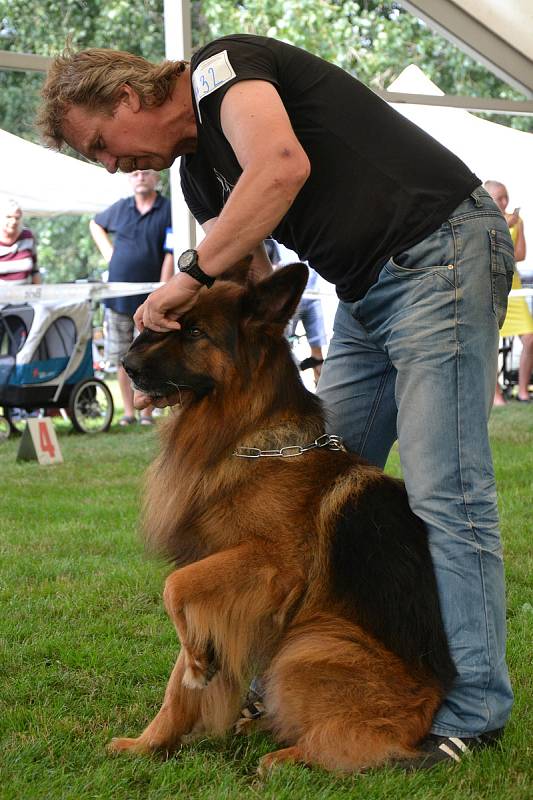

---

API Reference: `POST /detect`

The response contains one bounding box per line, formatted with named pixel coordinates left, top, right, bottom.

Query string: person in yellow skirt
left=484, top=181, right=533, bottom=404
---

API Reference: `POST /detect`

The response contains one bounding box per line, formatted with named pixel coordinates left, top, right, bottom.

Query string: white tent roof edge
left=163, top=0, right=195, bottom=256
left=376, top=91, right=533, bottom=116
left=399, top=0, right=533, bottom=98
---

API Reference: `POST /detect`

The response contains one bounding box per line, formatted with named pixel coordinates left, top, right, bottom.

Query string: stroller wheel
left=68, top=378, right=114, bottom=434
left=0, top=415, right=11, bottom=441
left=3, top=407, right=40, bottom=436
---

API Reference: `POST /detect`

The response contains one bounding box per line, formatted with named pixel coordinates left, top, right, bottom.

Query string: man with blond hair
left=0, top=198, right=41, bottom=285
left=38, top=36, right=514, bottom=767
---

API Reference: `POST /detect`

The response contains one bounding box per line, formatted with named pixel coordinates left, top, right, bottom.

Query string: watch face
left=179, top=250, right=196, bottom=269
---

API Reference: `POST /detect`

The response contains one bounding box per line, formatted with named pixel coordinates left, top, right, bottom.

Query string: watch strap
left=178, top=250, right=215, bottom=288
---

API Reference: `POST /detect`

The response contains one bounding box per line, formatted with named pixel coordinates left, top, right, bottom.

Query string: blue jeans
left=318, top=187, right=515, bottom=737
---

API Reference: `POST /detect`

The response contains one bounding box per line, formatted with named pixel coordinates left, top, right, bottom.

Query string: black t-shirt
left=94, top=193, right=171, bottom=315
left=181, top=34, right=480, bottom=302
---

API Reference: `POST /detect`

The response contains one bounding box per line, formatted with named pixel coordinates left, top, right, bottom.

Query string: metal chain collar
left=233, top=433, right=346, bottom=459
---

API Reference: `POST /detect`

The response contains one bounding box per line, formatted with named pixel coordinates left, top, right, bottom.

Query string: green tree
left=0, top=0, right=170, bottom=282
left=0, top=0, right=530, bottom=282
left=199, top=0, right=531, bottom=111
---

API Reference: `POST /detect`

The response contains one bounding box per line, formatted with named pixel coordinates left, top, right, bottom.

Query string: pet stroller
left=0, top=296, right=114, bottom=438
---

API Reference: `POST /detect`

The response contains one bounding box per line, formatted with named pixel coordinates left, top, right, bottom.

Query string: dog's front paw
left=108, top=736, right=151, bottom=755
left=108, top=736, right=172, bottom=756
left=257, top=746, right=303, bottom=777
left=257, top=751, right=279, bottom=778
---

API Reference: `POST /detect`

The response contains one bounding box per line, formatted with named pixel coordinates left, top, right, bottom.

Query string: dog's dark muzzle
left=121, top=333, right=170, bottom=396
left=121, top=352, right=157, bottom=395
left=121, top=327, right=166, bottom=377
left=121, top=351, right=142, bottom=383
left=121, top=328, right=215, bottom=400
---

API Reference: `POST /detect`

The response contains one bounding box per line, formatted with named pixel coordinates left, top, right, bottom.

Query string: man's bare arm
left=89, top=219, right=114, bottom=263
left=200, top=217, right=273, bottom=281
left=514, top=218, right=526, bottom=263
left=160, top=252, right=175, bottom=283
left=134, top=81, right=302, bottom=332
left=195, top=81, right=310, bottom=276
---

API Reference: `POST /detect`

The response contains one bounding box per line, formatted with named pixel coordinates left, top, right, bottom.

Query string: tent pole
left=164, top=0, right=195, bottom=270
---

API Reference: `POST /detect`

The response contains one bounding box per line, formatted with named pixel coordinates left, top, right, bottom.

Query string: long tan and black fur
left=113, top=263, right=456, bottom=773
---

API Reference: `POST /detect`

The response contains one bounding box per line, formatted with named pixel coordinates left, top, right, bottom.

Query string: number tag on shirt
left=192, top=50, right=236, bottom=122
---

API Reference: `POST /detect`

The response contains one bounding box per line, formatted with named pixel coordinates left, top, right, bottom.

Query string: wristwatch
left=177, top=249, right=215, bottom=288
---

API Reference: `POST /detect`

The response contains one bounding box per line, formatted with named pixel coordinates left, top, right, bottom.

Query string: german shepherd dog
left=114, top=263, right=456, bottom=773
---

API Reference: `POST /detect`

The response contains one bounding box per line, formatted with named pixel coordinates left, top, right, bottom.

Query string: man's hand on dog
left=132, top=273, right=205, bottom=410
left=134, top=272, right=202, bottom=333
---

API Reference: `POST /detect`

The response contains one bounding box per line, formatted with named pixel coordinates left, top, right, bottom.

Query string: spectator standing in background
left=484, top=180, right=533, bottom=404
left=90, top=169, right=174, bottom=425
left=265, top=239, right=327, bottom=384
left=288, top=268, right=327, bottom=384
left=0, top=199, right=41, bottom=285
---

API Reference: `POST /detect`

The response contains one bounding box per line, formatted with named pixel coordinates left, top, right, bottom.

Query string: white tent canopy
left=0, top=128, right=131, bottom=216
left=388, top=64, right=533, bottom=275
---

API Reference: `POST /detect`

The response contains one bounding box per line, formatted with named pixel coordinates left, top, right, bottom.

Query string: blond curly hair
left=37, top=46, right=187, bottom=149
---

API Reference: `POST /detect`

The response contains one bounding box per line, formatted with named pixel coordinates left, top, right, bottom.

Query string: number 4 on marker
left=38, top=420, right=56, bottom=459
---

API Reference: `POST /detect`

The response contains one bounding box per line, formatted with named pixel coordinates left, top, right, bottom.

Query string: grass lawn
left=0, top=392, right=531, bottom=800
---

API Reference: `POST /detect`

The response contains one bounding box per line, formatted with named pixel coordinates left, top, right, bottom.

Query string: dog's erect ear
left=220, top=255, right=253, bottom=285
left=245, top=262, right=309, bottom=326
